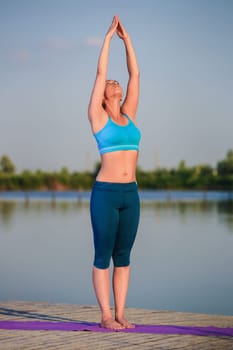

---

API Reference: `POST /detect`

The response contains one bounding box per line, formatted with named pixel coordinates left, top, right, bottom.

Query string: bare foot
left=115, top=318, right=135, bottom=329
left=101, top=318, right=125, bottom=330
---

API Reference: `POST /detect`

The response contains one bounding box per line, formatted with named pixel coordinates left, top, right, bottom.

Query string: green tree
left=197, top=165, right=214, bottom=189
left=217, top=150, right=233, bottom=176
left=58, top=166, right=70, bottom=186
left=0, top=155, right=16, bottom=174
left=176, top=160, right=193, bottom=189
left=92, top=161, right=101, bottom=179
left=178, top=160, right=187, bottom=171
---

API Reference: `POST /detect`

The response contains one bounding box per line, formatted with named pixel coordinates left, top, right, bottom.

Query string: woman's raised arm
left=88, top=16, right=118, bottom=121
left=117, top=19, right=140, bottom=119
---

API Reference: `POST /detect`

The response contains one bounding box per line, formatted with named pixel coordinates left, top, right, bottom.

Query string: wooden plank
left=0, top=301, right=233, bottom=349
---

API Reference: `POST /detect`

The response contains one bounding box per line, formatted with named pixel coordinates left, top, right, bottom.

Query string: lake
left=0, top=190, right=233, bottom=316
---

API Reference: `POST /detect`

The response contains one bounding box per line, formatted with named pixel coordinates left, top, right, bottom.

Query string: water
left=0, top=191, right=233, bottom=315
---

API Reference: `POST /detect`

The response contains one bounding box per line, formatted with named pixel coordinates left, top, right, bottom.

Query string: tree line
left=0, top=151, right=233, bottom=191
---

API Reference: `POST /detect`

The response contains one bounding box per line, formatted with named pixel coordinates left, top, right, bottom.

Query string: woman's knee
left=94, top=248, right=112, bottom=269
left=112, top=252, right=130, bottom=267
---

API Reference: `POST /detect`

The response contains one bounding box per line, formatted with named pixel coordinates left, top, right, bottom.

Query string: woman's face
left=104, top=80, right=123, bottom=100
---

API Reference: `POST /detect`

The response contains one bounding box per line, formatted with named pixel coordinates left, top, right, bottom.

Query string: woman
left=88, top=15, right=141, bottom=330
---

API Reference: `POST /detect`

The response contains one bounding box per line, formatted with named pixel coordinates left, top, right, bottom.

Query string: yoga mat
left=0, top=320, right=233, bottom=337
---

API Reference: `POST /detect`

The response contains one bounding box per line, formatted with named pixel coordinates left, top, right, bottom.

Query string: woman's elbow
left=129, top=70, right=140, bottom=80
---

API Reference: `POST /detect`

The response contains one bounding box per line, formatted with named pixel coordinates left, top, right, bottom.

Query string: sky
left=0, top=0, right=232, bottom=172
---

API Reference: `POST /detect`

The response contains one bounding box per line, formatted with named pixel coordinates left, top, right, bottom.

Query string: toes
left=101, top=318, right=125, bottom=330
left=116, top=318, right=135, bottom=329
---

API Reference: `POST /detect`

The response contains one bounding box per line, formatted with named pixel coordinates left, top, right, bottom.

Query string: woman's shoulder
left=121, top=110, right=137, bottom=122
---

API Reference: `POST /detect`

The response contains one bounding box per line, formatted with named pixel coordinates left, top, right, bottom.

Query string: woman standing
left=88, top=15, right=141, bottom=330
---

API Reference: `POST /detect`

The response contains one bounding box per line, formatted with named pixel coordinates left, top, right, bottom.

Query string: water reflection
left=0, top=201, right=16, bottom=227
left=1, top=196, right=233, bottom=315
left=217, top=201, right=233, bottom=233
left=141, top=200, right=233, bottom=233
left=1, top=199, right=233, bottom=233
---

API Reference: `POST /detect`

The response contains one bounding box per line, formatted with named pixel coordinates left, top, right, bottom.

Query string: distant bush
left=0, top=150, right=232, bottom=191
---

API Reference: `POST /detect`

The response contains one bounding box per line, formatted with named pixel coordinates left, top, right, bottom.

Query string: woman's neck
left=105, top=98, right=121, bottom=119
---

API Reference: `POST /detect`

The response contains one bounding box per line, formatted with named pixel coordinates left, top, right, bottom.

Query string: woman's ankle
left=101, top=311, right=113, bottom=322
left=115, top=311, right=124, bottom=321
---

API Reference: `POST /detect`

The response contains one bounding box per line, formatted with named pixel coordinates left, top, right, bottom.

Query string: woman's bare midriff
left=96, top=150, right=138, bottom=183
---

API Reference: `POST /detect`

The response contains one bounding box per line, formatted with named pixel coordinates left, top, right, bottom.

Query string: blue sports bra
left=93, top=113, right=141, bottom=155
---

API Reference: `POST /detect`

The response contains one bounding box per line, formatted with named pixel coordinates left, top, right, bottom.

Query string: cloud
left=0, top=35, right=102, bottom=65
left=1, top=49, right=32, bottom=63
left=84, top=36, right=102, bottom=48
left=14, top=50, right=31, bottom=63
left=45, top=37, right=75, bottom=50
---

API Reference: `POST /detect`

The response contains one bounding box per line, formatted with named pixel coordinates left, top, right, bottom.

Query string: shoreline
left=0, top=189, right=232, bottom=203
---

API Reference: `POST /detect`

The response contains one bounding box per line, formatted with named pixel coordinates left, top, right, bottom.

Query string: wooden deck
left=0, top=301, right=233, bottom=349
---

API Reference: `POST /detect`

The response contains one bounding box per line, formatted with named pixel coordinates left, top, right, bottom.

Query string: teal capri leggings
left=90, top=181, right=140, bottom=269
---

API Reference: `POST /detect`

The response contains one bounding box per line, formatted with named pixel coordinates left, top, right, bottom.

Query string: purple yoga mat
left=0, top=320, right=233, bottom=337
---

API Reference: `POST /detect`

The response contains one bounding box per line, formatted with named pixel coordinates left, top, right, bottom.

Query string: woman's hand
left=106, top=15, right=119, bottom=39
left=116, top=18, right=128, bottom=40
